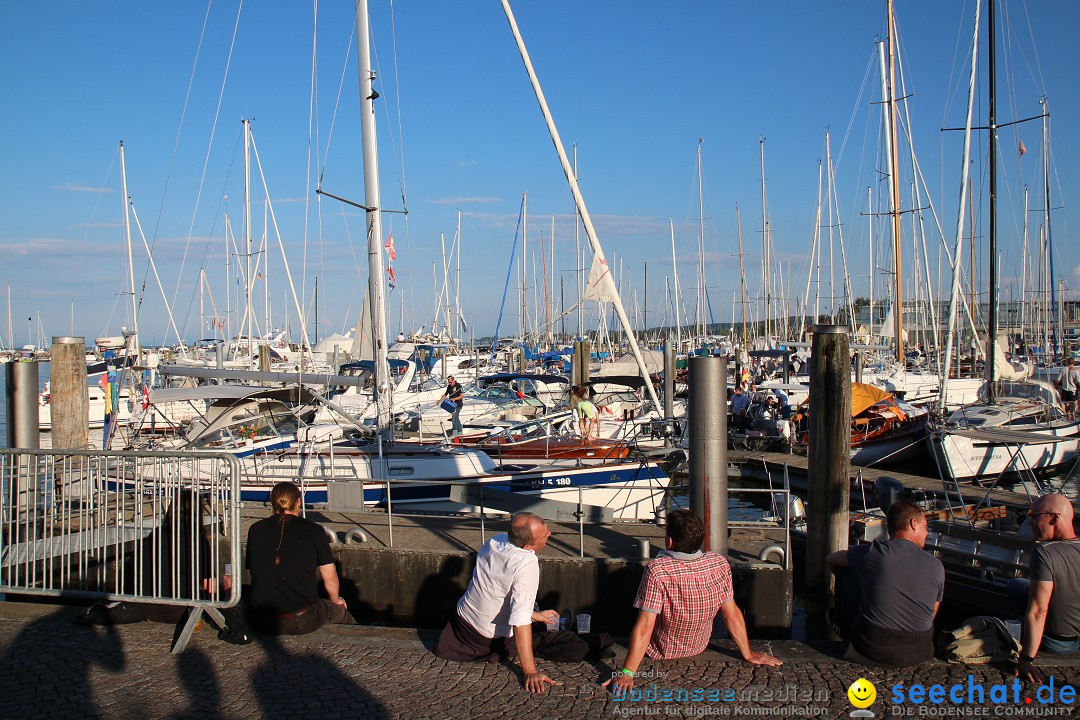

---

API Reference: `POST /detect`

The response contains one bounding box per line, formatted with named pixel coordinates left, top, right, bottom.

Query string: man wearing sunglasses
left=1011, top=493, right=1080, bottom=684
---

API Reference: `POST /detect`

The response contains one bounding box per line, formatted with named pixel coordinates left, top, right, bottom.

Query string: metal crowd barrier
left=0, top=449, right=241, bottom=653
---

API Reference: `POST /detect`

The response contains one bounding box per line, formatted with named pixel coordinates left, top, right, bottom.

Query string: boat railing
left=0, top=447, right=242, bottom=653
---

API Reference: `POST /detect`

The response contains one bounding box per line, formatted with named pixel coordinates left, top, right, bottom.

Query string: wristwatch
left=1020, top=654, right=1036, bottom=663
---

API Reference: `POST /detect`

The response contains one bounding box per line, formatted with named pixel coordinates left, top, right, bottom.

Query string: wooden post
left=50, top=337, right=89, bottom=452
left=806, top=325, right=851, bottom=596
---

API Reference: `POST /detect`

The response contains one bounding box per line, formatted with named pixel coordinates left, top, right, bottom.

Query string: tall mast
left=867, top=185, right=874, bottom=336
left=574, top=144, right=582, bottom=340
left=119, top=141, right=141, bottom=359
left=759, top=137, right=769, bottom=343
left=670, top=219, right=681, bottom=353
left=521, top=191, right=528, bottom=345
left=696, top=139, right=706, bottom=342
left=1042, top=98, right=1057, bottom=358
left=737, top=204, right=748, bottom=351
left=886, top=0, right=904, bottom=362
left=243, top=119, right=253, bottom=365
left=356, top=0, right=390, bottom=429
left=501, top=0, right=661, bottom=410
left=456, top=209, right=462, bottom=341
left=987, top=0, right=998, bottom=398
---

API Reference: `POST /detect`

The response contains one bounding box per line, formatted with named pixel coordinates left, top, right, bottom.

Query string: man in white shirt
left=434, top=512, right=570, bottom=693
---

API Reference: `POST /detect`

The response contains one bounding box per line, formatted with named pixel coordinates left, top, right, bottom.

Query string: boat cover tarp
left=851, top=382, right=894, bottom=418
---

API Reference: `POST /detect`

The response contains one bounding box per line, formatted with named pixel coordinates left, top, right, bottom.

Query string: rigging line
left=179, top=128, right=244, bottom=338
left=138, top=0, right=215, bottom=312
left=302, top=0, right=320, bottom=339
left=317, top=25, right=354, bottom=181
left=1018, top=0, right=1048, bottom=96
left=170, top=0, right=246, bottom=318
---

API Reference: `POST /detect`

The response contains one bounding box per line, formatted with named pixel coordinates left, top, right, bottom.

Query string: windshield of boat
left=979, top=380, right=1060, bottom=407
left=188, top=400, right=299, bottom=449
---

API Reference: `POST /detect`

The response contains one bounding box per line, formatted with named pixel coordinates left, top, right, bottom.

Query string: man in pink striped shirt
left=604, top=510, right=781, bottom=692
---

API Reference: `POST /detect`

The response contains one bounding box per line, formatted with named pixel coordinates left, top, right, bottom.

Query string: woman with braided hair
left=246, top=481, right=356, bottom=634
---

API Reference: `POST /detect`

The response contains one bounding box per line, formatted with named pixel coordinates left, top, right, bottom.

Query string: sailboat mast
left=886, top=0, right=904, bottom=362
left=119, top=141, right=141, bottom=359
left=355, top=0, right=390, bottom=428
left=501, top=0, right=661, bottom=410
left=759, top=137, right=769, bottom=343
left=243, top=120, right=254, bottom=365
left=456, top=209, right=462, bottom=340
left=670, top=219, right=681, bottom=353
left=521, top=191, right=528, bottom=348
left=696, top=139, right=706, bottom=342
left=574, top=144, right=582, bottom=340
left=1041, top=98, right=1057, bottom=358
left=987, top=0, right=998, bottom=398
left=737, top=204, right=748, bottom=351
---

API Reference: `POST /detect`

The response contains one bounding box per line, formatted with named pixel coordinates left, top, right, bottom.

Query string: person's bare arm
left=512, top=624, right=560, bottom=693
left=1017, top=580, right=1054, bottom=684
left=318, top=563, right=347, bottom=607
left=719, top=599, right=782, bottom=666
left=601, top=609, right=657, bottom=692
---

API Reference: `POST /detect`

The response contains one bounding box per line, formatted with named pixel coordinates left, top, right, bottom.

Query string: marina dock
left=728, top=449, right=1059, bottom=514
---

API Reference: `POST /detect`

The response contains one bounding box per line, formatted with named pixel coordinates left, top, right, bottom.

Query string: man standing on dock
left=1056, top=357, right=1079, bottom=419
left=440, top=375, right=465, bottom=436
left=826, top=500, right=943, bottom=667
left=433, top=512, right=589, bottom=693
left=1012, top=493, right=1080, bottom=684
left=603, top=509, right=782, bottom=693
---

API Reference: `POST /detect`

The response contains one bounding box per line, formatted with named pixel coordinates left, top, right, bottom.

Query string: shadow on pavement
left=250, top=631, right=389, bottom=720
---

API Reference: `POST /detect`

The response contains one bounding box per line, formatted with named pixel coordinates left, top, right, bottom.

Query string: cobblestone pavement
left=1, top=602, right=1078, bottom=720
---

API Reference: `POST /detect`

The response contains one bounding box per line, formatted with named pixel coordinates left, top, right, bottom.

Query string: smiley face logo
left=848, top=678, right=876, bottom=708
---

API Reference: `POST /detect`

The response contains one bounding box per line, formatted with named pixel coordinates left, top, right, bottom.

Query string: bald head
left=509, top=512, right=547, bottom=548
left=1030, top=494, right=1076, bottom=541
left=1034, top=493, right=1073, bottom=519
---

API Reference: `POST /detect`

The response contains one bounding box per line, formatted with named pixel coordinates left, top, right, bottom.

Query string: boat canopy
left=851, top=382, right=895, bottom=418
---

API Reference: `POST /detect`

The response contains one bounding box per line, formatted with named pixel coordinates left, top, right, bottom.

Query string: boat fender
left=345, top=527, right=370, bottom=545
left=758, top=544, right=785, bottom=565
left=322, top=525, right=341, bottom=545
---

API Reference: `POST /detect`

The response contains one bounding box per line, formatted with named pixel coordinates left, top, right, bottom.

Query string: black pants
left=252, top=599, right=356, bottom=636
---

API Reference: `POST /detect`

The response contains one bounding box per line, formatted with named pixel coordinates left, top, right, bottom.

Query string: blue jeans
left=450, top=404, right=462, bottom=434
left=1005, top=578, right=1080, bottom=654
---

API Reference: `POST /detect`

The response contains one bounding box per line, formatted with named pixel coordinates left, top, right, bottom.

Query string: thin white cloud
left=1, top=238, right=118, bottom=257
left=75, top=221, right=122, bottom=229
left=51, top=183, right=114, bottom=193
left=429, top=196, right=501, bottom=206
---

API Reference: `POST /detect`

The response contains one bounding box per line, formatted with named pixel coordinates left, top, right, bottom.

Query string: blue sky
left=1, top=1, right=1077, bottom=348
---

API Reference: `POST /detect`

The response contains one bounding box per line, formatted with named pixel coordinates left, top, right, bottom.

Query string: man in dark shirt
left=1011, top=493, right=1080, bottom=683
left=246, top=481, right=356, bottom=635
left=827, top=500, right=944, bottom=667
left=441, top=376, right=465, bottom=435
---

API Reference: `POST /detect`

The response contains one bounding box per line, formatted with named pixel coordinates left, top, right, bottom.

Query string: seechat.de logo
left=849, top=678, right=877, bottom=717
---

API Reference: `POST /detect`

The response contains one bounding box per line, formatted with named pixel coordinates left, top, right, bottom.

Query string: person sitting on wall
left=602, top=509, right=782, bottom=694
left=1008, top=493, right=1080, bottom=684
left=246, top=481, right=356, bottom=635
left=433, top=512, right=612, bottom=693
left=827, top=500, right=944, bottom=667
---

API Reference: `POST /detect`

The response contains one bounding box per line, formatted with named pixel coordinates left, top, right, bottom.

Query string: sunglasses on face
left=1027, top=510, right=1059, bottom=519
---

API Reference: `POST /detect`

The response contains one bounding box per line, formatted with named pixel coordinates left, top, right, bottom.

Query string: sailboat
left=928, top=0, right=1080, bottom=487
left=119, top=0, right=674, bottom=521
